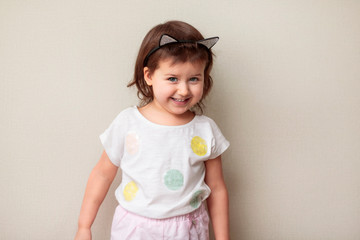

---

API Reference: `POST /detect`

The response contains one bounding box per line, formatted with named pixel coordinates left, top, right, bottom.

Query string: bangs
left=152, top=43, right=210, bottom=67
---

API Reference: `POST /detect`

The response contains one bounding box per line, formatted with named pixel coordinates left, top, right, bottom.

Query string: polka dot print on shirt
left=164, top=169, right=184, bottom=191
left=123, top=181, right=138, bottom=201
left=125, top=133, right=139, bottom=155
left=191, top=136, right=207, bottom=156
left=190, top=190, right=203, bottom=208
left=122, top=135, right=209, bottom=206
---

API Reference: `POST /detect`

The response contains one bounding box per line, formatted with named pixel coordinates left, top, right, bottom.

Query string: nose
left=177, top=82, right=190, bottom=96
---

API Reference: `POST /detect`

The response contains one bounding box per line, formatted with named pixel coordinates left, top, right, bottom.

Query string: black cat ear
left=197, top=37, right=219, bottom=49
left=159, top=34, right=179, bottom=46
left=144, top=34, right=219, bottom=66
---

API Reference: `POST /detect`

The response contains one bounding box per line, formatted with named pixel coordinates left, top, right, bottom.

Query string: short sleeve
left=208, top=119, right=230, bottom=159
left=99, top=112, right=127, bottom=167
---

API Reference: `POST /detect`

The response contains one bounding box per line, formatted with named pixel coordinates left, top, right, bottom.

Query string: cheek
left=153, top=85, right=174, bottom=98
left=192, top=84, right=204, bottom=99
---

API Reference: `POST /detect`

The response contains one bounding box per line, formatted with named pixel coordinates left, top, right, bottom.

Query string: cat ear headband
left=143, top=34, right=219, bottom=67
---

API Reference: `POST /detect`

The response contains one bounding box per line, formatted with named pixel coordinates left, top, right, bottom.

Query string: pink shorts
left=111, top=204, right=209, bottom=240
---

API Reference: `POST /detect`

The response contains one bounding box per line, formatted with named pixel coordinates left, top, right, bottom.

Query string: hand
left=75, top=227, right=92, bottom=240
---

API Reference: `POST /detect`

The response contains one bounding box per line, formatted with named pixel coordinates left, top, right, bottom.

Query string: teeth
left=173, top=98, right=186, bottom=102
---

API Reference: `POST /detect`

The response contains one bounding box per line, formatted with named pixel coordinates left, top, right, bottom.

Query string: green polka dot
left=190, top=190, right=203, bottom=208
left=164, top=169, right=184, bottom=191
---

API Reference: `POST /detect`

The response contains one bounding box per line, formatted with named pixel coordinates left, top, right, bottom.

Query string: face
left=144, top=58, right=205, bottom=118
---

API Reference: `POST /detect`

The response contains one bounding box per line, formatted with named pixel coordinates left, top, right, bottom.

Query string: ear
left=197, top=37, right=219, bottom=49
left=159, top=34, right=178, bottom=46
left=143, top=67, right=152, bottom=86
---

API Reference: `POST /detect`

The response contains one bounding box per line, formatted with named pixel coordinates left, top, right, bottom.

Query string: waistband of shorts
left=117, top=204, right=207, bottom=222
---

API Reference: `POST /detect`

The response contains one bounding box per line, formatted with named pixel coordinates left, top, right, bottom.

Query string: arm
left=205, top=155, right=229, bottom=240
left=75, top=150, right=118, bottom=240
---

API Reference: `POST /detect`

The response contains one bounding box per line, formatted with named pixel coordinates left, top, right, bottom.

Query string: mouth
left=171, top=97, right=190, bottom=105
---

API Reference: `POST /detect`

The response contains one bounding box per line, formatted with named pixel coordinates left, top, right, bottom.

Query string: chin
left=169, top=107, right=191, bottom=116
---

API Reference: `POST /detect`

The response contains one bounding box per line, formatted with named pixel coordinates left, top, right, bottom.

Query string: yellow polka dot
left=123, top=181, right=138, bottom=201
left=191, top=136, right=208, bottom=156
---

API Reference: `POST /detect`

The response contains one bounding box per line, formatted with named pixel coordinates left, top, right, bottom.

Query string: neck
left=138, top=103, right=195, bottom=126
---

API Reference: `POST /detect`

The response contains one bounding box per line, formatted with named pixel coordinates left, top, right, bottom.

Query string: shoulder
left=194, top=114, right=228, bottom=138
left=112, top=106, right=137, bottom=121
left=194, top=114, right=219, bottom=128
left=103, top=106, right=138, bottom=130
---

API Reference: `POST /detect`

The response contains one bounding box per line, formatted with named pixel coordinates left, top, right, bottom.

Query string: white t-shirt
left=100, top=106, right=229, bottom=219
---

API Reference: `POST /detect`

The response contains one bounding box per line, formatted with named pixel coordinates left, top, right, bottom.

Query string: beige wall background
left=1, top=0, right=359, bottom=239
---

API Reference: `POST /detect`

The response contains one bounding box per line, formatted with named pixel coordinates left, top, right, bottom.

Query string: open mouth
left=171, top=97, right=190, bottom=104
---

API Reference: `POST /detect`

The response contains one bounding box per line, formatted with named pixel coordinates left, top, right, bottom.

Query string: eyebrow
left=164, top=73, right=203, bottom=77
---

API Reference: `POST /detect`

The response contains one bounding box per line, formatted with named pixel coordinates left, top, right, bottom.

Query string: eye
left=189, top=77, right=199, bottom=82
left=168, top=77, right=178, bottom=82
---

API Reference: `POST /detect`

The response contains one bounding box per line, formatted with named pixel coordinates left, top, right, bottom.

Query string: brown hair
left=127, top=20, right=216, bottom=114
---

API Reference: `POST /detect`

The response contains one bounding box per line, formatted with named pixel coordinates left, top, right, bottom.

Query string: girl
left=75, top=20, right=230, bottom=240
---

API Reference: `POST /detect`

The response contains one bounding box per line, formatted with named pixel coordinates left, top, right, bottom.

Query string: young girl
left=75, top=20, right=230, bottom=240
